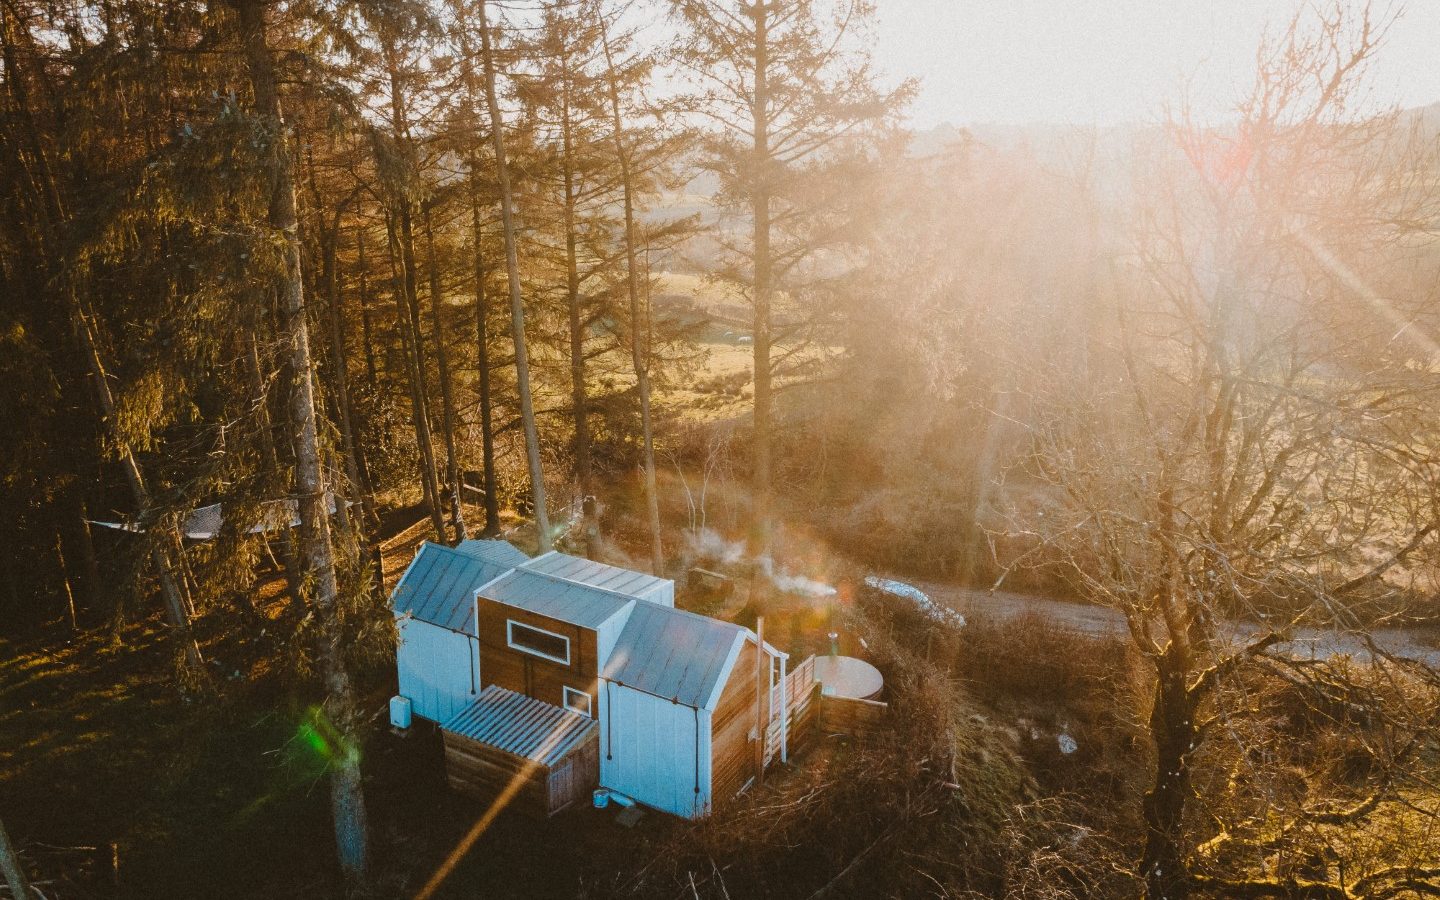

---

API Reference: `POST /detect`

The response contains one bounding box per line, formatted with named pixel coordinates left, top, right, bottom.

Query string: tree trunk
left=337, top=228, right=385, bottom=593
left=0, top=815, right=30, bottom=900
left=467, top=177, right=502, bottom=537
left=598, top=21, right=663, bottom=574
left=356, top=226, right=379, bottom=394
left=477, top=0, right=551, bottom=550
left=1141, top=656, right=1196, bottom=900
left=384, top=55, right=447, bottom=543
left=748, top=3, right=774, bottom=597
left=235, top=0, right=369, bottom=885
left=303, top=160, right=366, bottom=541
left=248, top=332, right=306, bottom=607
left=71, top=291, right=201, bottom=667
left=558, top=64, right=594, bottom=553
left=456, top=6, right=502, bottom=538
left=322, top=216, right=384, bottom=595
left=55, top=530, right=78, bottom=631
left=400, top=202, right=446, bottom=542
left=320, top=225, right=355, bottom=538
left=73, top=495, right=103, bottom=615
left=386, top=210, right=446, bottom=543
left=423, top=202, right=468, bottom=542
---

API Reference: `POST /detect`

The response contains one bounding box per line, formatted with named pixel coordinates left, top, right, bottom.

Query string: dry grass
left=591, top=587, right=1050, bottom=899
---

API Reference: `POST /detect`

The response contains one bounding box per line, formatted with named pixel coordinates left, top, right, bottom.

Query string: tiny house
left=390, top=539, right=530, bottom=723
left=390, top=542, right=797, bottom=818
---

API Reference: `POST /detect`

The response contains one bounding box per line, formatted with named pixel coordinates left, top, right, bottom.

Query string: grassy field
left=647, top=270, right=839, bottom=424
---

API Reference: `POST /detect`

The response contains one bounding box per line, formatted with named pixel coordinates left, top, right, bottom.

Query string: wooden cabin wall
left=710, top=641, right=770, bottom=806
left=547, top=729, right=601, bottom=814
left=442, top=731, right=551, bottom=817
left=476, top=598, right=602, bottom=712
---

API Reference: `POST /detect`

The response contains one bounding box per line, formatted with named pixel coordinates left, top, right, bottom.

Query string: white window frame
left=562, top=686, right=593, bottom=717
left=506, top=619, right=571, bottom=665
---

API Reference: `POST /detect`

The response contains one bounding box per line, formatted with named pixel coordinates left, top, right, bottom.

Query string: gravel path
left=900, top=578, right=1440, bottom=667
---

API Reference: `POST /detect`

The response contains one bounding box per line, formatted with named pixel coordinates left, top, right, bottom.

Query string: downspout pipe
left=779, top=653, right=788, bottom=764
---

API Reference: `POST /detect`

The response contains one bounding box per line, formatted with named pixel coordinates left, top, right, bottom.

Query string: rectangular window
left=507, top=620, right=570, bottom=665
left=562, top=686, right=593, bottom=717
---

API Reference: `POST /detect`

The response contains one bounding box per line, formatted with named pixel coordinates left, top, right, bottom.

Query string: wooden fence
left=765, top=655, right=819, bottom=764
left=817, top=693, right=889, bottom=737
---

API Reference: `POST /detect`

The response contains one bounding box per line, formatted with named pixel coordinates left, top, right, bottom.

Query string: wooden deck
left=441, top=686, right=600, bottom=818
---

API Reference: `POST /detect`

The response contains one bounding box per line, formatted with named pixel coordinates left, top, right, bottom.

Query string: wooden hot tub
left=813, top=655, right=884, bottom=701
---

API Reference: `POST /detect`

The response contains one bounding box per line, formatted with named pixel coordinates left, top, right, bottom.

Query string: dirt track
left=906, top=578, right=1440, bottom=667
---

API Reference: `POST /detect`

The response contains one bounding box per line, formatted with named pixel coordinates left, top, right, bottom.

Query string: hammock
left=90, top=493, right=342, bottom=541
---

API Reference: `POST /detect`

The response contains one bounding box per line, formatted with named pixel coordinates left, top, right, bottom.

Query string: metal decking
left=454, top=539, right=531, bottom=568
left=521, top=551, right=671, bottom=599
left=441, top=685, right=597, bottom=767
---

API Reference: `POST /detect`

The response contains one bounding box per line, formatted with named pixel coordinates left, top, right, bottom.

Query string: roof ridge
left=510, top=559, right=655, bottom=602
left=419, top=540, right=492, bottom=559
left=626, top=596, right=745, bottom=633
left=413, top=540, right=465, bottom=560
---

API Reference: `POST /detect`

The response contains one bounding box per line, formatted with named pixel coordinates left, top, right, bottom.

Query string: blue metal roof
left=391, top=542, right=514, bottom=633
left=441, top=685, right=596, bottom=766
left=478, top=569, right=634, bottom=629
left=454, top=539, right=530, bottom=568
left=522, top=551, right=670, bottom=599
left=601, top=602, right=746, bottom=710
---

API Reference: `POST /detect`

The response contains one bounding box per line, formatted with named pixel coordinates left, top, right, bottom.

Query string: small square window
left=562, top=687, right=592, bottom=717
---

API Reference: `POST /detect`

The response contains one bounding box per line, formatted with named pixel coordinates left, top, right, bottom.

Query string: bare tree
left=599, top=7, right=664, bottom=573
left=1006, top=5, right=1440, bottom=897
left=0, top=815, right=31, bottom=900
left=451, top=0, right=504, bottom=536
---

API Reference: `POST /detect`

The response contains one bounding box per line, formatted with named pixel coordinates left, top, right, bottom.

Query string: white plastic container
left=389, top=695, right=413, bottom=730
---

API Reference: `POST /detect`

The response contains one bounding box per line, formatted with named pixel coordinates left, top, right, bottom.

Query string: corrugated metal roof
left=440, top=685, right=596, bottom=766
left=478, top=569, right=633, bottom=629
left=521, top=552, right=671, bottom=599
left=391, top=542, right=514, bottom=633
left=602, top=602, right=746, bottom=710
left=454, top=539, right=530, bottom=568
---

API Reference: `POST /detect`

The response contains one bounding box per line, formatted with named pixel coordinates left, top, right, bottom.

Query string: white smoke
left=684, top=528, right=838, bottom=599
left=767, top=571, right=838, bottom=599
left=684, top=527, right=747, bottom=565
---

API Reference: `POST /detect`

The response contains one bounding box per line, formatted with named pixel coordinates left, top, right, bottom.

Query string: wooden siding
left=476, top=597, right=601, bottom=710
left=442, top=725, right=599, bottom=817
left=709, top=641, right=769, bottom=807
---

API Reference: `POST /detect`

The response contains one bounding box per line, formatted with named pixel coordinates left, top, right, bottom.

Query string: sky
left=873, top=0, right=1440, bottom=128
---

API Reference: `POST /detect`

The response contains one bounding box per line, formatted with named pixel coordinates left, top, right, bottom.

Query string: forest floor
left=0, top=509, right=852, bottom=899
left=0, top=582, right=701, bottom=898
